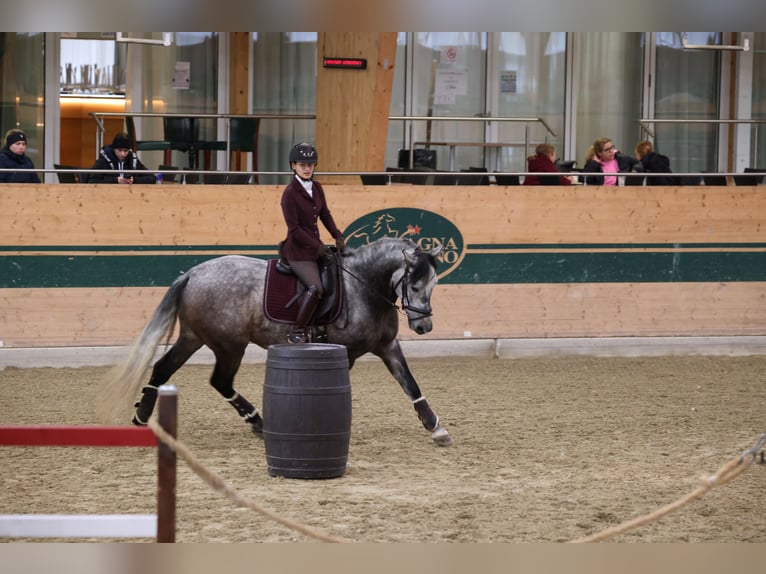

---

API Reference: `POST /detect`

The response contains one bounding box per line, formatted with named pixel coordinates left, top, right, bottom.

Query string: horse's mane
left=342, top=237, right=436, bottom=280
left=344, top=236, right=417, bottom=262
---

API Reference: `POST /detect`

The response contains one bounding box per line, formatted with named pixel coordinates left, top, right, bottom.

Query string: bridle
left=331, top=249, right=434, bottom=320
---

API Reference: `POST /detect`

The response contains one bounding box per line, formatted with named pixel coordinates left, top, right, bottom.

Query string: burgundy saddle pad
left=263, top=259, right=343, bottom=325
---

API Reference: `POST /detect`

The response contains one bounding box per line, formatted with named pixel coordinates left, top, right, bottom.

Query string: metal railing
left=388, top=115, right=558, bottom=170
left=638, top=118, right=766, bottom=163
left=30, top=167, right=764, bottom=186
left=89, top=111, right=315, bottom=170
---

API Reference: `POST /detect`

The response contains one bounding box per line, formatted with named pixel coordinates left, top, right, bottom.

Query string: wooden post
left=156, top=385, right=177, bottom=543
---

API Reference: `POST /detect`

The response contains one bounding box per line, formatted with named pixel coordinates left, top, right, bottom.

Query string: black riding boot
left=288, top=286, right=320, bottom=343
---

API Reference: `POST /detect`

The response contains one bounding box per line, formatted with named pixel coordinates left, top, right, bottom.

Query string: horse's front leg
left=376, top=339, right=453, bottom=446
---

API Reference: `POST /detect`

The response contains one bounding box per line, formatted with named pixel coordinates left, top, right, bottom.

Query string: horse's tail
left=96, top=274, right=190, bottom=423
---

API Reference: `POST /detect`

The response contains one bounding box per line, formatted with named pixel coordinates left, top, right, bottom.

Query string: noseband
left=392, top=257, right=433, bottom=320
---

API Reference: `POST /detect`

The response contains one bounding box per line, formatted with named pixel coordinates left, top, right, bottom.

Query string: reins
left=329, top=249, right=433, bottom=319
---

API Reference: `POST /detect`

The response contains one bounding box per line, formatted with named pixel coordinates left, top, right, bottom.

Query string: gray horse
left=100, top=237, right=452, bottom=446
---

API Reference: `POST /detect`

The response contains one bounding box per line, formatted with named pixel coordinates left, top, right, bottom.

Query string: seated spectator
left=87, top=132, right=155, bottom=184
left=524, top=143, right=572, bottom=185
left=0, top=129, right=41, bottom=183
left=632, top=140, right=676, bottom=185
left=582, top=137, right=637, bottom=185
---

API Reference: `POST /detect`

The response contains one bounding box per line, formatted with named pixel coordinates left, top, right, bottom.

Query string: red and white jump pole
left=0, top=385, right=177, bottom=542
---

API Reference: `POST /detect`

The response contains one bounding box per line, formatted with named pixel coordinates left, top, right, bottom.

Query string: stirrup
left=287, top=329, right=309, bottom=344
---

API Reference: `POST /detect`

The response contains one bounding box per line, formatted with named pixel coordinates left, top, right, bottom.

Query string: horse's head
left=394, top=244, right=442, bottom=335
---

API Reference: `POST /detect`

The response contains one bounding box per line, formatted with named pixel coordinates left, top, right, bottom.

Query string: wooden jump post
left=0, top=385, right=177, bottom=542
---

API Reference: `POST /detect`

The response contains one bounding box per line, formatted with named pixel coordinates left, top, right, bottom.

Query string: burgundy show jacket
left=280, top=177, right=344, bottom=261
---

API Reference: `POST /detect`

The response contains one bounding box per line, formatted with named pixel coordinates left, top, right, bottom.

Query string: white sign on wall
left=434, top=69, right=467, bottom=105
left=500, top=70, right=517, bottom=93
left=172, top=61, right=190, bottom=90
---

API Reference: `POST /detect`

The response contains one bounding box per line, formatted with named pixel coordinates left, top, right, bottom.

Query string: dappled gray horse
left=103, top=237, right=452, bottom=446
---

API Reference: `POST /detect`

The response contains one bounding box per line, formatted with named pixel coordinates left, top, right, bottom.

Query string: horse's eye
left=411, top=285, right=420, bottom=293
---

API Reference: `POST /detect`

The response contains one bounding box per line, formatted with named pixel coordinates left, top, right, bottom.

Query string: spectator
left=0, top=129, right=41, bottom=183
left=632, top=140, right=676, bottom=185
left=87, top=132, right=155, bottom=184
left=524, top=143, right=573, bottom=185
left=582, top=137, right=637, bottom=185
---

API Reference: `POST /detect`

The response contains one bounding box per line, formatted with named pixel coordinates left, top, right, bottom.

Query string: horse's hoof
left=249, top=413, right=264, bottom=435
left=431, top=426, right=453, bottom=446
left=131, top=415, right=147, bottom=427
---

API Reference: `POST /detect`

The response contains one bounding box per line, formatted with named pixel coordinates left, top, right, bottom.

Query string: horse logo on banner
left=344, top=208, right=465, bottom=279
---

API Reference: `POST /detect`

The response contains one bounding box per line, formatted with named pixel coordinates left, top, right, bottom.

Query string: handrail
left=638, top=118, right=766, bottom=161
left=33, top=167, right=765, bottom=187
left=388, top=115, right=558, bottom=170
left=89, top=111, right=316, bottom=170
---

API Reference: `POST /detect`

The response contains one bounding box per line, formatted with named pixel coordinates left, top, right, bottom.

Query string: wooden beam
left=316, top=33, right=397, bottom=184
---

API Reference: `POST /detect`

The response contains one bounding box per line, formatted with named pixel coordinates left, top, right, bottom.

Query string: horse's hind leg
left=209, top=347, right=263, bottom=434
left=132, top=337, right=202, bottom=425
left=376, top=340, right=453, bottom=446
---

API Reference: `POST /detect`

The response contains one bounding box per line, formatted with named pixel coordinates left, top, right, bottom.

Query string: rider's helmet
left=289, top=142, right=318, bottom=166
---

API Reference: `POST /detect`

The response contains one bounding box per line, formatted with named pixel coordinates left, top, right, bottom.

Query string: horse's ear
left=403, top=247, right=418, bottom=266
left=429, top=244, right=443, bottom=258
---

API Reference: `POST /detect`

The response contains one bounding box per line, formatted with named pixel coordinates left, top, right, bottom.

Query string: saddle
left=263, top=252, right=344, bottom=325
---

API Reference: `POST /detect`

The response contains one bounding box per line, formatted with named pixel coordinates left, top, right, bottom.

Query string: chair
left=678, top=175, right=703, bottom=186
left=398, top=148, right=437, bottom=170
left=702, top=174, right=727, bottom=186
left=225, top=172, right=252, bottom=184
left=163, top=117, right=204, bottom=170
left=158, top=164, right=180, bottom=184
left=744, top=167, right=766, bottom=180
left=124, top=116, right=170, bottom=157
left=535, top=174, right=562, bottom=185
left=733, top=168, right=764, bottom=186
left=385, top=165, right=430, bottom=185
left=53, top=163, right=81, bottom=184
left=360, top=174, right=388, bottom=185
left=199, top=117, right=260, bottom=181
left=202, top=171, right=252, bottom=185
left=228, top=117, right=260, bottom=180
left=430, top=171, right=459, bottom=185
left=457, top=166, right=490, bottom=186
left=493, top=174, right=520, bottom=186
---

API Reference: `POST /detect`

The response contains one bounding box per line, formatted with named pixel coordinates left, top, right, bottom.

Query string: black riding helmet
left=289, top=142, right=318, bottom=166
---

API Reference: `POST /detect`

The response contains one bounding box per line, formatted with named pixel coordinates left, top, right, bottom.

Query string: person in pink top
left=582, top=137, right=637, bottom=185
left=524, top=143, right=573, bottom=185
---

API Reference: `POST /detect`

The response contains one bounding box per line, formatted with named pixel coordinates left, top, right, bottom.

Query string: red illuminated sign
left=322, top=57, right=367, bottom=70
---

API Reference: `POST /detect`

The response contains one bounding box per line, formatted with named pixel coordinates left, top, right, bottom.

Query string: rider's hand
left=335, top=236, right=346, bottom=253
left=317, top=243, right=330, bottom=256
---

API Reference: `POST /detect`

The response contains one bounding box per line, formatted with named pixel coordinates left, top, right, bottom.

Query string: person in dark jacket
left=582, top=137, right=637, bottom=185
left=524, top=143, right=573, bottom=185
left=632, top=140, right=676, bottom=185
left=0, top=129, right=41, bottom=183
left=87, top=132, right=155, bottom=184
left=280, top=142, right=346, bottom=343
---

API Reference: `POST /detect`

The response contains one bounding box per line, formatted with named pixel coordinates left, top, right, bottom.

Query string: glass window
left=575, top=32, right=643, bottom=169
left=252, top=32, right=317, bottom=184
left=654, top=32, right=721, bottom=172
left=0, top=33, right=45, bottom=170
left=752, top=32, right=766, bottom=168
left=60, top=36, right=126, bottom=95
left=389, top=33, right=486, bottom=172
left=494, top=32, right=568, bottom=171
left=126, top=32, right=219, bottom=169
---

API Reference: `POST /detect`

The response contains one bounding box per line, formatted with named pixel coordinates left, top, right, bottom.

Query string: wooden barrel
left=262, top=343, right=351, bottom=479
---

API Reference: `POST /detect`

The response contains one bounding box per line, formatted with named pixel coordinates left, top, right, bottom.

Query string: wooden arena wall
left=1, top=183, right=765, bottom=347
